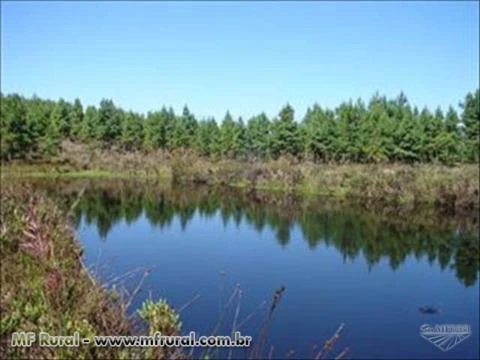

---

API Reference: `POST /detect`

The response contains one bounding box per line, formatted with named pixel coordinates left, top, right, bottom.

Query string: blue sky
left=1, top=1, right=478, bottom=120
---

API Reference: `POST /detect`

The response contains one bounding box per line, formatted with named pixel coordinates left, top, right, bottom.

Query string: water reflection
left=29, top=178, right=479, bottom=287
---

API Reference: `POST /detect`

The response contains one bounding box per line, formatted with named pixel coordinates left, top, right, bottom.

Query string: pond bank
left=2, top=159, right=479, bottom=213
left=0, top=185, right=184, bottom=359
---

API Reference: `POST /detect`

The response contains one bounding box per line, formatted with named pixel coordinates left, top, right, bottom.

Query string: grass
left=0, top=185, right=183, bottom=359
left=3, top=155, right=479, bottom=215
left=3, top=169, right=130, bottom=179
left=2, top=140, right=479, bottom=214
left=294, top=163, right=479, bottom=208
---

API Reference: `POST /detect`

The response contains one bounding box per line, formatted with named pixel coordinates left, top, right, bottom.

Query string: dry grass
left=3, top=141, right=478, bottom=213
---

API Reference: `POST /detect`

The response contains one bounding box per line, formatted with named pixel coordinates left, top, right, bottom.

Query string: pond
left=28, top=178, right=479, bottom=359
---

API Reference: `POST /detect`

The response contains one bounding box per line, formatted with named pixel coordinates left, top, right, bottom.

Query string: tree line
left=1, top=90, right=478, bottom=163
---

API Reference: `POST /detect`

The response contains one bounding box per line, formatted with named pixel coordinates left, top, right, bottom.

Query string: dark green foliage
left=392, top=105, right=422, bottom=163
left=219, top=111, right=245, bottom=158
left=303, top=105, right=337, bottom=162
left=143, top=107, right=171, bottom=150
left=357, top=96, right=393, bottom=163
left=69, top=98, right=84, bottom=141
left=79, top=105, right=98, bottom=142
left=40, top=115, right=61, bottom=156
left=96, top=99, right=121, bottom=143
left=1, top=94, right=31, bottom=159
left=181, top=105, right=198, bottom=148
left=270, top=104, right=301, bottom=158
left=1, top=90, right=478, bottom=163
left=194, top=118, right=221, bottom=156
left=246, top=113, right=271, bottom=159
left=436, top=107, right=461, bottom=164
left=25, top=96, right=53, bottom=153
left=53, top=99, right=73, bottom=137
left=167, top=106, right=197, bottom=150
left=335, top=100, right=365, bottom=162
left=120, top=111, right=144, bottom=150
left=461, top=90, right=480, bottom=162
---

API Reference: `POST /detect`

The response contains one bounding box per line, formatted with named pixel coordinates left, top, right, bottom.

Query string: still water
left=34, top=179, right=479, bottom=358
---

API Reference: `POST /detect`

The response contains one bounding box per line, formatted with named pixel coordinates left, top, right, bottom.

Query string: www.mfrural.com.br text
left=11, top=331, right=252, bottom=348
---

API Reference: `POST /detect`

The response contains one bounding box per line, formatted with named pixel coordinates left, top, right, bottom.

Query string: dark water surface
left=31, top=179, right=479, bottom=359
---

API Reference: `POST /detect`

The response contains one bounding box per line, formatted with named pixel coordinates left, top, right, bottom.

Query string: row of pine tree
left=1, top=90, right=478, bottom=163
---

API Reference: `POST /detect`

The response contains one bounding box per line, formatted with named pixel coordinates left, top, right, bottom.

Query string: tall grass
left=3, top=143, right=478, bottom=212
left=0, top=186, right=183, bottom=359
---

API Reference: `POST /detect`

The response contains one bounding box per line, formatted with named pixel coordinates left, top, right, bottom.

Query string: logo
left=420, top=324, right=471, bottom=352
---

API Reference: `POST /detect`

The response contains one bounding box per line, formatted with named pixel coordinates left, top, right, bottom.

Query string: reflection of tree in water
left=80, top=190, right=123, bottom=239
left=454, top=235, right=479, bottom=287
left=121, top=190, right=143, bottom=224
left=275, top=221, right=291, bottom=248
left=36, top=179, right=479, bottom=287
left=246, top=207, right=267, bottom=233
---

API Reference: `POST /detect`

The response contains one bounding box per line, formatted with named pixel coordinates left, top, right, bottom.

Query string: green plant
left=139, top=299, right=182, bottom=336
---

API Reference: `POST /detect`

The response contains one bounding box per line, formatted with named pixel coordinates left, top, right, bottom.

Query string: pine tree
left=392, top=101, right=422, bottom=163
left=335, top=100, right=365, bottom=162
left=120, top=111, right=144, bottom=150
left=69, top=98, right=84, bottom=141
left=40, top=113, right=61, bottom=156
left=270, top=104, right=300, bottom=158
left=25, top=95, right=53, bottom=155
left=169, top=115, right=189, bottom=151
left=219, top=111, right=236, bottom=158
left=195, top=118, right=221, bottom=156
left=79, top=105, right=97, bottom=142
left=435, top=107, right=461, bottom=164
left=357, top=97, right=392, bottom=163
left=0, top=94, right=31, bottom=159
left=418, top=107, right=446, bottom=162
left=144, top=108, right=169, bottom=150
left=181, top=105, right=198, bottom=148
left=304, top=104, right=337, bottom=162
left=461, top=90, right=479, bottom=162
left=96, top=99, right=121, bottom=143
left=50, top=99, right=72, bottom=137
left=246, top=113, right=271, bottom=159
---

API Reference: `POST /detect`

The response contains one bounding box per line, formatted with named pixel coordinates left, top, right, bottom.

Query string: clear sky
left=1, top=1, right=478, bottom=120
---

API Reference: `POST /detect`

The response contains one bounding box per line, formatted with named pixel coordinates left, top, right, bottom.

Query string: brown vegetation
left=3, top=141, right=479, bottom=214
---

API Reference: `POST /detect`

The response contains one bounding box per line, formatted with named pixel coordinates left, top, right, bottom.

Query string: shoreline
left=2, top=161, right=479, bottom=212
left=0, top=185, right=184, bottom=359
